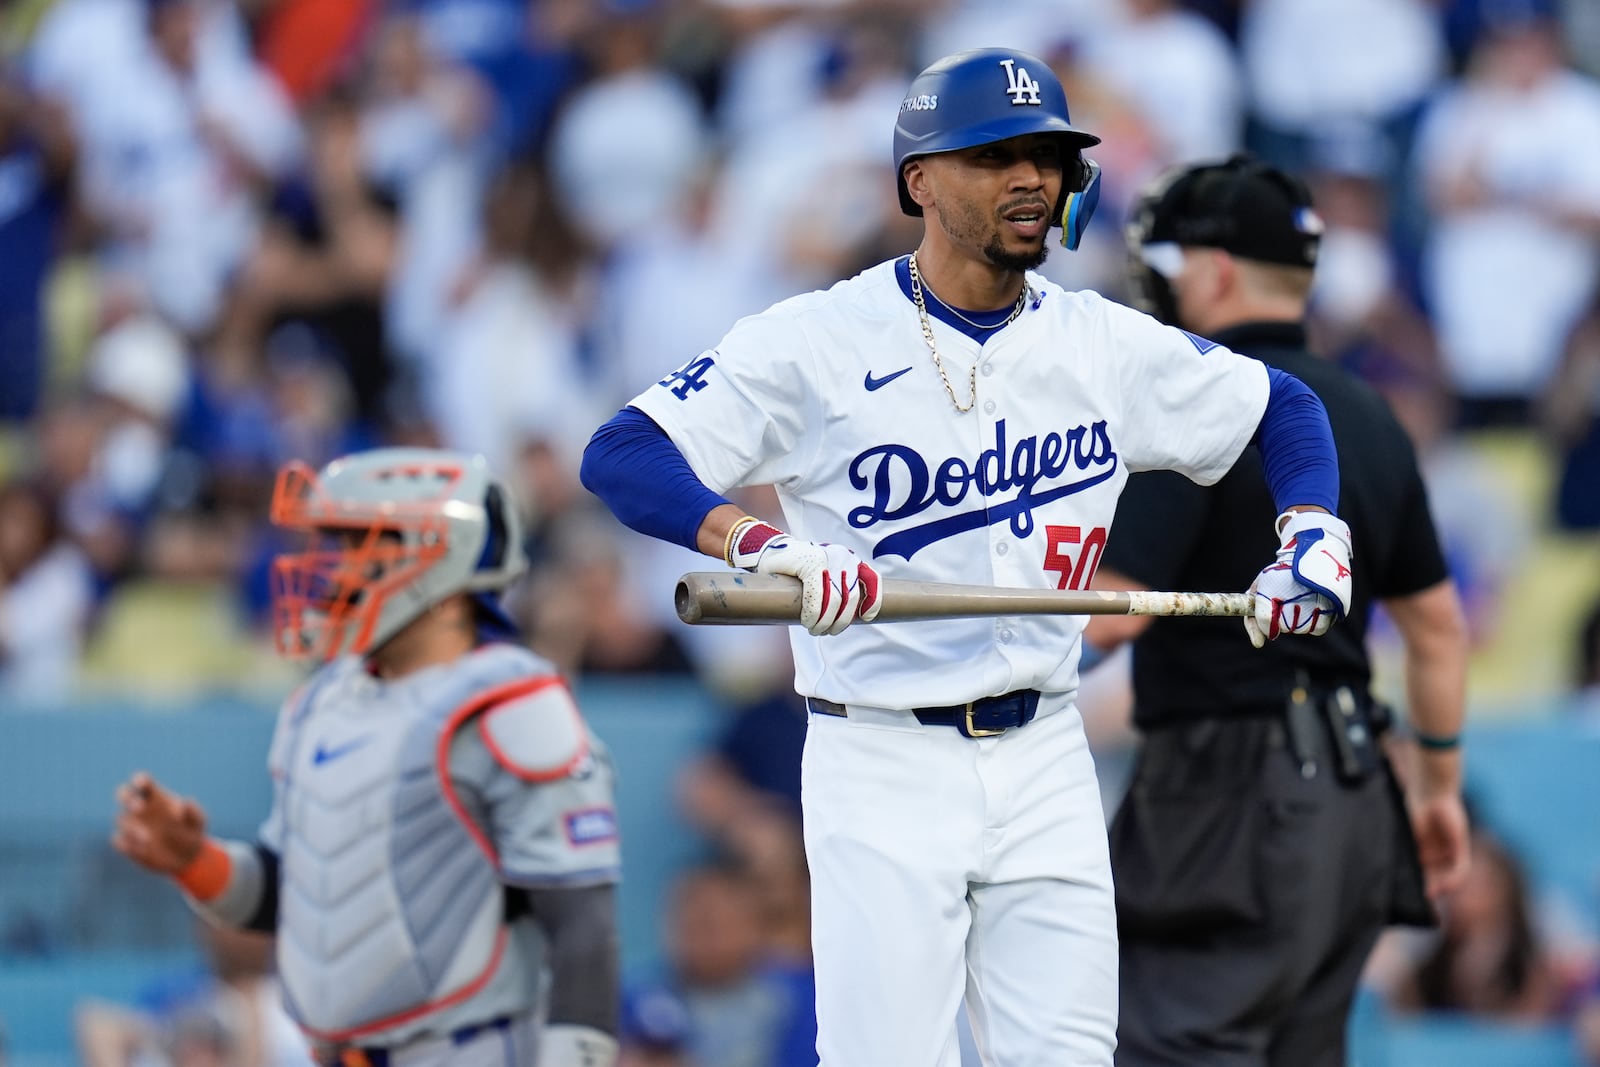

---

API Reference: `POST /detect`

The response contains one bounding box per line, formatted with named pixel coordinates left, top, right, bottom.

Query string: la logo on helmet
left=1000, top=59, right=1041, bottom=106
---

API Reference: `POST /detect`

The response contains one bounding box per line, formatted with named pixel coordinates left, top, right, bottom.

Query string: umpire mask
left=1125, top=154, right=1323, bottom=327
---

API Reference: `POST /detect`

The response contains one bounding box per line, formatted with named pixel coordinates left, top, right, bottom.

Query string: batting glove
left=726, top=518, right=882, bottom=636
left=1245, top=510, right=1353, bottom=649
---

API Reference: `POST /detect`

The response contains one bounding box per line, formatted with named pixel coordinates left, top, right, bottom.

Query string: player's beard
left=984, top=235, right=1049, bottom=274
left=936, top=199, right=1052, bottom=275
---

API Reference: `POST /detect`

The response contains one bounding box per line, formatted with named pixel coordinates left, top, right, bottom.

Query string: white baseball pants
left=802, top=695, right=1118, bottom=1066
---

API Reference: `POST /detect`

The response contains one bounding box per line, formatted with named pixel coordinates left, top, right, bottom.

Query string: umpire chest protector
left=270, top=643, right=579, bottom=1042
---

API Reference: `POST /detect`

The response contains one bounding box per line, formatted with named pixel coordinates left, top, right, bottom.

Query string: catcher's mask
left=269, top=448, right=526, bottom=662
left=893, top=47, right=1103, bottom=251
left=1126, top=153, right=1323, bottom=326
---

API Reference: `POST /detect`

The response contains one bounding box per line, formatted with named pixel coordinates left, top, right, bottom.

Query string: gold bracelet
left=724, top=516, right=759, bottom=567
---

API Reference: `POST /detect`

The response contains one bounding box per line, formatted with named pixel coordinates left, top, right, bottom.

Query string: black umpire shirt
left=1102, top=321, right=1450, bottom=729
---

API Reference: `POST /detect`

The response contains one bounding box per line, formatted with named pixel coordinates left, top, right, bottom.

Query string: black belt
left=807, top=689, right=1041, bottom=738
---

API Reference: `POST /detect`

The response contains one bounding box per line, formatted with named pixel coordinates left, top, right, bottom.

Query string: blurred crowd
left=0, top=0, right=1597, bottom=708
left=0, top=0, right=1599, bottom=1063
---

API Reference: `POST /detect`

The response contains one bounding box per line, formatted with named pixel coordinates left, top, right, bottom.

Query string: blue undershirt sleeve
left=1252, top=366, right=1339, bottom=515
left=579, top=407, right=732, bottom=552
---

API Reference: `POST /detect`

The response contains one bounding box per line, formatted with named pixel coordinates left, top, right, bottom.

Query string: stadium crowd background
left=1, top=0, right=1600, bottom=1063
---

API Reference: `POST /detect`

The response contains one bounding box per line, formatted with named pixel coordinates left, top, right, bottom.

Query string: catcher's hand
left=112, top=771, right=206, bottom=876
left=727, top=519, right=881, bottom=636
left=1246, top=510, right=1353, bottom=649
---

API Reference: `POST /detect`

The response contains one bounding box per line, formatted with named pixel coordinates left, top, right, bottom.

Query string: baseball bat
left=675, top=572, right=1252, bottom=625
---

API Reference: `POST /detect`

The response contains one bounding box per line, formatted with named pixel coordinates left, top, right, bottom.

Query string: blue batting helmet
left=893, top=47, right=1102, bottom=248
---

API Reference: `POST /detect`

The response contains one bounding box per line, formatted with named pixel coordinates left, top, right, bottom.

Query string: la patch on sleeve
left=563, top=808, right=619, bottom=846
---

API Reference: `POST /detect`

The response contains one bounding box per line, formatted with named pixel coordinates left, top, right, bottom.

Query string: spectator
left=618, top=985, right=692, bottom=1067
left=1570, top=594, right=1600, bottom=721
left=1389, top=828, right=1566, bottom=1020
left=1578, top=969, right=1600, bottom=1065
left=74, top=920, right=313, bottom=1067
left=1354, top=330, right=1531, bottom=650
left=519, top=511, right=697, bottom=679
left=1080, top=0, right=1243, bottom=173
left=917, top=0, right=1119, bottom=72
left=0, top=478, right=94, bottom=704
left=548, top=9, right=709, bottom=260
left=630, top=860, right=798, bottom=1067
left=0, top=71, right=75, bottom=422
left=1239, top=0, right=1445, bottom=184
left=1302, top=129, right=1442, bottom=390
left=706, top=13, right=913, bottom=295
left=361, top=6, right=496, bottom=375
left=428, top=158, right=601, bottom=484
left=1540, top=296, right=1600, bottom=531
left=1413, top=0, right=1600, bottom=427
left=678, top=683, right=807, bottom=835
left=213, top=93, right=399, bottom=435
left=720, top=806, right=817, bottom=1067
left=65, top=0, right=301, bottom=339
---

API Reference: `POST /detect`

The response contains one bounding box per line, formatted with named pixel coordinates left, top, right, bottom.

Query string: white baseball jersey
left=630, top=258, right=1269, bottom=707
left=259, top=643, right=620, bottom=1049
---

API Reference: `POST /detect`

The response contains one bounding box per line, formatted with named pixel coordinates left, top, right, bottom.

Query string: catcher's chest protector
left=273, top=645, right=551, bottom=1039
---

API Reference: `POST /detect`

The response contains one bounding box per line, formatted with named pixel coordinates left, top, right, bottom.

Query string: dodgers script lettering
left=848, top=418, right=1118, bottom=560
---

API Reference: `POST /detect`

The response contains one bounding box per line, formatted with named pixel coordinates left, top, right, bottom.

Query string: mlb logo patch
left=564, top=807, right=618, bottom=846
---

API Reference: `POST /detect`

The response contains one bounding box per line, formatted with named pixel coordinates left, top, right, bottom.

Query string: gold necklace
left=908, top=251, right=1026, bottom=413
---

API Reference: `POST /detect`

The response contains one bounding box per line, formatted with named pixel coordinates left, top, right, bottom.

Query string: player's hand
left=1409, top=788, right=1472, bottom=901
left=727, top=519, right=881, bottom=636
left=111, top=771, right=207, bottom=876
left=1245, top=510, right=1353, bottom=648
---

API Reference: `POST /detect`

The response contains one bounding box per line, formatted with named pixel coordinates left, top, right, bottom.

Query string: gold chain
left=908, top=251, right=1025, bottom=414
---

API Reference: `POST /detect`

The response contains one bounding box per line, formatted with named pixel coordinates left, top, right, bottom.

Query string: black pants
left=1111, top=715, right=1406, bottom=1067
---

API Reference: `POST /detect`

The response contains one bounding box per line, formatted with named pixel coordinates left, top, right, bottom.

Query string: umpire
left=1086, top=155, right=1473, bottom=1067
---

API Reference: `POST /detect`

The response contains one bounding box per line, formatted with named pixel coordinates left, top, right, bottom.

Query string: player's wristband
left=726, top=519, right=784, bottom=571
left=723, top=516, right=760, bottom=567
left=175, top=838, right=233, bottom=902
left=1412, top=728, right=1462, bottom=752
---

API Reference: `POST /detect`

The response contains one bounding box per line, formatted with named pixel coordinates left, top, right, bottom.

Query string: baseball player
left=112, top=448, right=622, bottom=1067
left=581, top=48, right=1353, bottom=1066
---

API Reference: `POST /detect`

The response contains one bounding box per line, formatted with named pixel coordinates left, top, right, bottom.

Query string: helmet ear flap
left=479, top=483, right=510, bottom=570
left=475, top=480, right=527, bottom=582
left=1059, top=157, right=1102, bottom=251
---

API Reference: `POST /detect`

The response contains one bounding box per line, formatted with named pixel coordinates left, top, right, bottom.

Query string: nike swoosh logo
left=312, top=735, right=373, bottom=767
left=865, top=367, right=913, bottom=391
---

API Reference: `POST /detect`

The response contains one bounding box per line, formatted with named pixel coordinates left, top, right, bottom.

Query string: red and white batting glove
left=1246, top=510, right=1353, bottom=649
left=726, top=518, right=882, bottom=636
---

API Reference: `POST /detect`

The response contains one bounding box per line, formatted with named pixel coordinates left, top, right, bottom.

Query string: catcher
left=112, top=448, right=622, bottom=1067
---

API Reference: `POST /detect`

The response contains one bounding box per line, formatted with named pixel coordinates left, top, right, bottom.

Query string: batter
left=583, top=48, right=1354, bottom=1066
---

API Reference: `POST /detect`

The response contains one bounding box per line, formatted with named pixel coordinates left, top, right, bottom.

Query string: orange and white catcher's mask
left=269, top=448, right=527, bottom=661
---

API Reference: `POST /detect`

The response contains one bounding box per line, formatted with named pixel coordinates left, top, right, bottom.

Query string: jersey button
left=983, top=400, right=996, bottom=414
left=981, top=362, right=995, bottom=377
left=995, top=542, right=1009, bottom=556
left=999, top=629, right=1014, bottom=644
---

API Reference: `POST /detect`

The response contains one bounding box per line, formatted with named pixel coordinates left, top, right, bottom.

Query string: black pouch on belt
left=1321, top=683, right=1382, bottom=785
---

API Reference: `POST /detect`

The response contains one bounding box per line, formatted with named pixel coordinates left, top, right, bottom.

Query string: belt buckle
left=963, top=700, right=1005, bottom=738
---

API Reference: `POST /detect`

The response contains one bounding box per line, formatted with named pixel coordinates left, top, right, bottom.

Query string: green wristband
left=1413, top=728, right=1462, bottom=752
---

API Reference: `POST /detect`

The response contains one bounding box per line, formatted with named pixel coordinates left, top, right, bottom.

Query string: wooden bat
left=675, top=572, right=1253, bottom=625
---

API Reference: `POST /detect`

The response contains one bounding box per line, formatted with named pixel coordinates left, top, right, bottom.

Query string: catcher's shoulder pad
left=478, top=678, right=590, bottom=782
